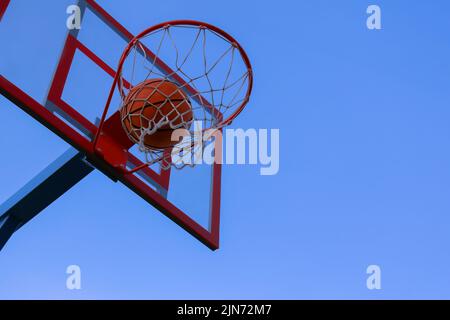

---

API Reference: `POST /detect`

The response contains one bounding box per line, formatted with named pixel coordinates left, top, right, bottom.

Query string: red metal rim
left=116, top=20, right=253, bottom=128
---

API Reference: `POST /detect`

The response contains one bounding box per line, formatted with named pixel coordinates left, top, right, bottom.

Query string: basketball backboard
left=0, top=0, right=254, bottom=250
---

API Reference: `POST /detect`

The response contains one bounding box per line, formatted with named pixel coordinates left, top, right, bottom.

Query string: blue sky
left=1, top=0, right=450, bottom=299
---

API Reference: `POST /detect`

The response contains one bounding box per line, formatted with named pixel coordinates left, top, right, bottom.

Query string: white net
left=117, top=23, right=252, bottom=170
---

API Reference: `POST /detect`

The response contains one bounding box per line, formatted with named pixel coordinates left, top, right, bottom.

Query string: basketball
left=120, top=79, right=193, bottom=150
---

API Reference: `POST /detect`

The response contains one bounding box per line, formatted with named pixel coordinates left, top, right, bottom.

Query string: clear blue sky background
left=1, top=0, right=450, bottom=299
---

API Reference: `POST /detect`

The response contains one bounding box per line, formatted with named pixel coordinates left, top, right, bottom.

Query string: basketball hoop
left=94, top=20, right=253, bottom=172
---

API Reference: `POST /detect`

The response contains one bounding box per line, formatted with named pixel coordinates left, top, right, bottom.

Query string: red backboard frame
left=0, top=0, right=222, bottom=250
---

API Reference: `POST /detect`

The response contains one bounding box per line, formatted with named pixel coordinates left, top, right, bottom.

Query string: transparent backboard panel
left=0, top=1, right=72, bottom=105
left=0, top=0, right=220, bottom=247
left=167, top=163, right=213, bottom=230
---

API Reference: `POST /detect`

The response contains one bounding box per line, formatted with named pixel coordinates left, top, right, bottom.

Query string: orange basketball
left=120, top=79, right=193, bottom=150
